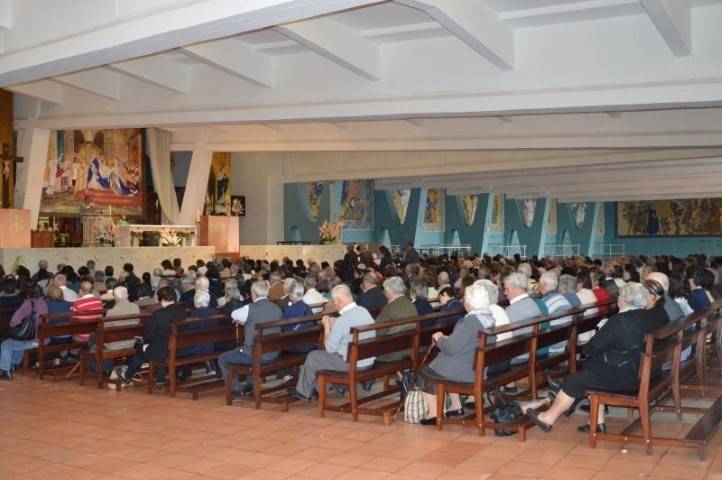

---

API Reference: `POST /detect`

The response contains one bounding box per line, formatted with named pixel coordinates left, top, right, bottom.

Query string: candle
left=109, top=206, right=112, bottom=216
left=196, top=210, right=201, bottom=223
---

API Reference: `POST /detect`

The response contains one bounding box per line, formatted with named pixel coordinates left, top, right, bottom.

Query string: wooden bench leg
left=639, top=401, right=652, bottom=455
left=22, top=351, right=30, bottom=376
left=169, top=365, right=176, bottom=398
left=253, top=372, right=262, bottom=409
left=350, top=380, right=359, bottom=422
left=147, top=363, right=155, bottom=395
left=589, top=394, right=600, bottom=449
left=96, top=357, right=104, bottom=389
left=435, top=384, right=445, bottom=431
left=79, top=354, right=86, bottom=386
left=225, top=367, right=235, bottom=406
left=475, top=386, right=484, bottom=436
left=318, top=375, right=327, bottom=417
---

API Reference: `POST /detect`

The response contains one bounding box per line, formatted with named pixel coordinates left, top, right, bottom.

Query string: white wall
left=231, top=152, right=284, bottom=245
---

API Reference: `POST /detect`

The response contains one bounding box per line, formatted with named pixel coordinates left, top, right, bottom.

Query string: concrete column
left=19, top=128, right=51, bottom=227
left=177, top=148, right=213, bottom=225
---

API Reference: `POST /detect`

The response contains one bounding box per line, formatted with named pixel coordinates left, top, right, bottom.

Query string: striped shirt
left=71, top=294, right=103, bottom=342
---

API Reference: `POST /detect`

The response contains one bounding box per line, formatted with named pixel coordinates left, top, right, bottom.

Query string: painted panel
left=617, top=199, right=722, bottom=237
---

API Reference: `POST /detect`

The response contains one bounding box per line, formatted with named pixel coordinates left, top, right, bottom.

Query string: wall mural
left=490, top=193, right=504, bottom=232
left=391, top=189, right=411, bottom=224
left=548, top=198, right=557, bottom=235
left=422, top=188, right=445, bottom=232
left=517, top=199, right=537, bottom=228
left=569, top=202, right=588, bottom=229
left=206, top=152, right=231, bottom=215
left=597, top=206, right=605, bottom=236
left=42, top=129, right=143, bottom=216
left=461, top=194, right=479, bottom=226
left=617, top=199, right=722, bottom=236
left=336, top=179, right=374, bottom=230
left=306, top=182, right=324, bottom=220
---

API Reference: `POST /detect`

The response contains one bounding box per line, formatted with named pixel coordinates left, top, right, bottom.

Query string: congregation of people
left=1, top=245, right=720, bottom=434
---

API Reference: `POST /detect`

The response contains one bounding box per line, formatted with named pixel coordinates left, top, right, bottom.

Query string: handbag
left=403, top=388, right=428, bottom=424
left=8, top=301, right=39, bottom=341
left=488, top=386, right=523, bottom=436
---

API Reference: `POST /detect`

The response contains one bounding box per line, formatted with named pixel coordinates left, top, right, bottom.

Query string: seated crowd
left=0, top=248, right=720, bottom=435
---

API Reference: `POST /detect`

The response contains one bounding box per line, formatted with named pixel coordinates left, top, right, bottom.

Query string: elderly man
left=374, top=276, right=418, bottom=362
left=647, top=271, right=682, bottom=322
left=302, top=275, right=326, bottom=309
left=268, top=272, right=284, bottom=301
left=356, top=272, right=387, bottom=311
left=504, top=272, right=543, bottom=365
left=53, top=273, right=77, bottom=302
left=218, top=280, right=282, bottom=396
left=179, top=276, right=196, bottom=309
left=89, top=286, right=141, bottom=376
left=290, top=285, right=375, bottom=401
left=539, top=272, right=573, bottom=355
left=31, top=260, right=52, bottom=287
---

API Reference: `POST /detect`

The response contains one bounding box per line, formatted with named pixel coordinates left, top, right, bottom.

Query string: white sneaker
left=109, top=369, right=118, bottom=381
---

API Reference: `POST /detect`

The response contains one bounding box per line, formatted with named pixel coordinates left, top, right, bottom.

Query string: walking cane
left=392, top=341, right=437, bottom=422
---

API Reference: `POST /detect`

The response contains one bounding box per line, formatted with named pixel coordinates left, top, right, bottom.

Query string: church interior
left=1, top=1, right=722, bottom=479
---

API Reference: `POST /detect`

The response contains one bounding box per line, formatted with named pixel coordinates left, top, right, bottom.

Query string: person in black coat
left=410, top=279, right=433, bottom=316
left=356, top=272, right=387, bottom=311
left=116, top=286, right=187, bottom=386
left=527, top=280, right=669, bottom=434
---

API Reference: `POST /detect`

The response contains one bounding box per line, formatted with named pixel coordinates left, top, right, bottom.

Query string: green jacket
left=375, top=295, right=418, bottom=362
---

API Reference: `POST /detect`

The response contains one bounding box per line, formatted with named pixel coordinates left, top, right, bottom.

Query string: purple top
left=10, top=298, right=49, bottom=332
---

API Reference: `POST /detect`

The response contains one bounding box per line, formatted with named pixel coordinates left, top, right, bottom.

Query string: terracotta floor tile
left=204, top=463, right=251, bottom=480
left=396, top=460, right=454, bottom=479
left=496, top=461, right=552, bottom=478
left=297, top=463, right=354, bottom=479
left=542, top=465, right=599, bottom=480
left=361, top=457, right=411, bottom=473
left=326, top=452, right=376, bottom=467
left=649, top=464, right=708, bottom=480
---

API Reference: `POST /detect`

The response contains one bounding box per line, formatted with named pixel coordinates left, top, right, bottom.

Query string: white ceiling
left=4, top=0, right=722, bottom=201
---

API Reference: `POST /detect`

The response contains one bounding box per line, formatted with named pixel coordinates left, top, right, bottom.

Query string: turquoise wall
left=443, top=194, right=489, bottom=255
left=505, top=198, right=550, bottom=258
left=556, top=202, right=600, bottom=257
left=602, top=203, right=722, bottom=256
left=372, top=189, right=420, bottom=247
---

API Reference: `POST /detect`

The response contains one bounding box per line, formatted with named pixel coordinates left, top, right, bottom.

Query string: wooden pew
left=432, top=302, right=614, bottom=439
left=588, top=306, right=722, bottom=460
left=317, top=309, right=462, bottom=425
left=23, top=309, right=106, bottom=380
left=78, top=312, right=151, bottom=389
left=225, top=314, right=324, bottom=410
left=0, top=306, right=16, bottom=339
left=148, top=314, right=236, bottom=400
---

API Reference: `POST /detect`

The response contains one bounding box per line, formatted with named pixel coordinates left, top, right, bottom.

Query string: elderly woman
left=416, top=284, right=495, bottom=425
left=410, top=279, right=434, bottom=316
left=527, top=281, right=668, bottom=433
left=0, top=282, right=48, bottom=380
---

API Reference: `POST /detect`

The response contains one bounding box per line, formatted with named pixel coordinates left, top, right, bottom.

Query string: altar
left=116, top=224, right=198, bottom=247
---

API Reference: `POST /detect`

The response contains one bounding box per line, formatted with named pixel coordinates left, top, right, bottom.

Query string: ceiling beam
left=277, top=17, right=381, bottom=80
left=397, top=0, right=514, bottom=70
left=498, top=0, right=640, bottom=28
left=7, top=80, right=63, bottom=103
left=640, top=0, right=692, bottom=56
left=52, top=68, right=121, bottom=101
left=0, top=0, right=383, bottom=87
left=109, top=56, right=190, bottom=94
left=560, top=191, right=722, bottom=202
left=181, top=38, right=273, bottom=88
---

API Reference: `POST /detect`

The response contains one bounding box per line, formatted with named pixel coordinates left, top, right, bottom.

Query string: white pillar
left=177, top=147, right=213, bottom=225
left=19, top=127, right=50, bottom=227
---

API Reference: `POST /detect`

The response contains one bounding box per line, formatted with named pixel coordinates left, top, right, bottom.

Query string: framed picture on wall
left=231, top=195, right=246, bottom=216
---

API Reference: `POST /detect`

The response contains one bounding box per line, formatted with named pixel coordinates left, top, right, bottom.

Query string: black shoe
left=242, top=383, right=254, bottom=395
left=288, top=387, right=311, bottom=402
left=547, top=374, right=562, bottom=393
left=464, top=401, right=476, bottom=410
left=445, top=408, right=464, bottom=418
left=526, top=410, right=553, bottom=433
left=331, top=384, right=347, bottom=396
left=0, top=370, right=12, bottom=381
left=577, top=423, right=607, bottom=434
left=580, top=404, right=609, bottom=414
left=501, top=385, right=518, bottom=395
left=361, top=379, right=375, bottom=392
left=420, top=417, right=437, bottom=426
left=116, top=368, right=131, bottom=385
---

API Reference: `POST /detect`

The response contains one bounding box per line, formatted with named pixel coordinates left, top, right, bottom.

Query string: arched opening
left=450, top=229, right=461, bottom=245
left=289, top=226, right=302, bottom=242
left=508, top=229, right=525, bottom=258
left=560, top=229, right=571, bottom=245
left=377, top=228, right=391, bottom=247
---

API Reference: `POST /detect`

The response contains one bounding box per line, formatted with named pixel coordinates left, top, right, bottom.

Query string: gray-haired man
left=291, top=285, right=375, bottom=400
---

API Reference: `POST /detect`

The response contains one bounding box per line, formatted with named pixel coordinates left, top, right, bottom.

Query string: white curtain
left=178, top=149, right=213, bottom=225
left=147, top=128, right=180, bottom=224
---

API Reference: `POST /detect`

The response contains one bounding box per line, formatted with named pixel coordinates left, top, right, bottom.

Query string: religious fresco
left=517, top=199, right=537, bottom=228
left=391, top=189, right=411, bottom=224
left=617, top=199, right=722, bottom=236
left=422, top=188, right=445, bottom=232
left=41, top=129, right=143, bottom=216
left=461, top=194, right=479, bottom=226
left=597, top=206, right=605, bottom=236
left=0, top=90, right=14, bottom=209
left=547, top=198, right=557, bottom=235
left=336, top=180, right=373, bottom=230
left=490, top=193, right=504, bottom=232
left=306, top=182, right=324, bottom=220
left=569, top=202, right=588, bottom=229
left=209, top=152, right=231, bottom=215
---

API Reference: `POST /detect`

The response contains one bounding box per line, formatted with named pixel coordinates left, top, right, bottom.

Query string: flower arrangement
left=159, top=228, right=183, bottom=247
left=319, top=220, right=343, bottom=244
left=97, top=223, right=118, bottom=247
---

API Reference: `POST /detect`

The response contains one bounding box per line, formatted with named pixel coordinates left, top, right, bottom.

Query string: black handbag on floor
left=488, top=386, right=523, bottom=436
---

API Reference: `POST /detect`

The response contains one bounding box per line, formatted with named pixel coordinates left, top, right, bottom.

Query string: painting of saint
left=40, top=129, right=143, bottom=216
left=306, top=182, right=324, bottom=220
left=391, top=189, right=410, bottom=224
left=209, top=152, right=231, bottom=215
left=337, top=180, right=373, bottom=230
left=490, top=194, right=504, bottom=232
left=617, top=198, right=722, bottom=236
left=547, top=198, right=557, bottom=235
left=422, top=188, right=445, bottom=232
left=569, top=202, right=587, bottom=229
left=517, top=199, right=537, bottom=228
left=461, top=194, right=478, bottom=226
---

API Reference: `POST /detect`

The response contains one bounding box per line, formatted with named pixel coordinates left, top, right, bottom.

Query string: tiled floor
left=0, top=375, right=720, bottom=480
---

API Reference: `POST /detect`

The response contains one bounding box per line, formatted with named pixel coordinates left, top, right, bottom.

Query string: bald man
left=646, top=271, right=683, bottom=322
left=291, top=284, right=375, bottom=400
